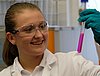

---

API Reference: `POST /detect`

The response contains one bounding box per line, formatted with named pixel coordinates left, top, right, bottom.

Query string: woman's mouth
left=30, top=40, right=44, bottom=45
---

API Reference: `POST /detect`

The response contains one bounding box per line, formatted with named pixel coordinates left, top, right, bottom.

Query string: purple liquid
left=77, top=32, right=84, bottom=53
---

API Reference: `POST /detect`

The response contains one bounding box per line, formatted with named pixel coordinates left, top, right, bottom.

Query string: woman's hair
left=3, top=2, right=43, bottom=66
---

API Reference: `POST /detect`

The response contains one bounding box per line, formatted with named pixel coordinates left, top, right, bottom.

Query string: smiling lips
left=30, top=40, right=44, bottom=45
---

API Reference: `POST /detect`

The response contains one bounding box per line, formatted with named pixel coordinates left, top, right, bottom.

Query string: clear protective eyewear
left=12, top=21, right=48, bottom=37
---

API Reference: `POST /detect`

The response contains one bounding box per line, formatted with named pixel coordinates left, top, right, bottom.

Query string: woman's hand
left=78, top=9, right=100, bottom=45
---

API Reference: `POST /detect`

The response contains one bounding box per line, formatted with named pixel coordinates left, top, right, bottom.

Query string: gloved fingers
left=79, top=9, right=99, bottom=17
left=85, top=22, right=100, bottom=30
left=85, top=23, right=93, bottom=29
left=78, top=14, right=95, bottom=22
left=85, top=17, right=95, bottom=25
left=85, top=17, right=100, bottom=28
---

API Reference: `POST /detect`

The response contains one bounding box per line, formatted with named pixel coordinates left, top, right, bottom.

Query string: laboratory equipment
left=77, top=0, right=88, bottom=53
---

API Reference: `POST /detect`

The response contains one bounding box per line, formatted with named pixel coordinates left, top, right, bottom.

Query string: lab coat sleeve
left=55, top=51, right=100, bottom=76
left=72, top=51, right=100, bottom=76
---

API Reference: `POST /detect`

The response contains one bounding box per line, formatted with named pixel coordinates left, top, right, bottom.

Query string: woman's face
left=13, top=9, right=48, bottom=57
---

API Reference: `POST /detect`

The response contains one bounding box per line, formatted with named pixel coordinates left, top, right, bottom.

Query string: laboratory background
left=0, top=0, right=100, bottom=71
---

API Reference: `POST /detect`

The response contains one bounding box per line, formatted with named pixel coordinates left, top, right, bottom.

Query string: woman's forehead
left=15, top=9, right=43, bottom=18
left=14, top=9, right=45, bottom=27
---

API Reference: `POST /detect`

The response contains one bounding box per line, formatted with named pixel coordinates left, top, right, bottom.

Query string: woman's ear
left=6, top=32, right=16, bottom=45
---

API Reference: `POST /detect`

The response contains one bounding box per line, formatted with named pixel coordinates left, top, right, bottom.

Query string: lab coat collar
left=10, top=49, right=57, bottom=76
left=42, top=49, right=57, bottom=76
left=45, top=49, right=57, bottom=69
left=36, top=49, right=57, bottom=69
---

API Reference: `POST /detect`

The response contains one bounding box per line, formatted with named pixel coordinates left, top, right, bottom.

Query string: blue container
left=81, top=0, right=88, bottom=2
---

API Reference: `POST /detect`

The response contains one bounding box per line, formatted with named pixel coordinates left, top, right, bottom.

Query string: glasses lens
left=39, top=21, right=48, bottom=31
left=14, top=21, right=48, bottom=37
left=20, top=24, right=35, bottom=33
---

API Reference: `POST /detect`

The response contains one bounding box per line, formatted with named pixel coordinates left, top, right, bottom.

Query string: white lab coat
left=0, top=49, right=100, bottom=76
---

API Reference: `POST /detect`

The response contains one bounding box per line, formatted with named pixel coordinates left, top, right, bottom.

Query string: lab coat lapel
left=12, top=71, right=22, bottom=76
left=42, top=64, right=58, bottom=76
left=42, top=65, right=51, bottom=76
left=42, top=49, right=57, bottom=76
left=10, top=65, right=22, bottom=76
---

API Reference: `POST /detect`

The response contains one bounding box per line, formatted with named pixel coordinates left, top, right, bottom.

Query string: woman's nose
left=34, top=29, right=43, bottom=38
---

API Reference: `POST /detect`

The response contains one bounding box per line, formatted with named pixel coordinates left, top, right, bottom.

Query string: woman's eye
left=40, top=22, right=47, bottom=29
left=40, top=25, right=44, bottom=29
left=23, top=26, right=34, bottom=32
left=26, top=28, right=32, bottom=31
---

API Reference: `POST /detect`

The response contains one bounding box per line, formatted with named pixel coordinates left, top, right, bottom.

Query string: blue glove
left=78, top=9, right=100, bottom=45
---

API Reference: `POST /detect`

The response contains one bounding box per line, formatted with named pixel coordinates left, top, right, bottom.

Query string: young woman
left=0, top=2, right=100, bottom=76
